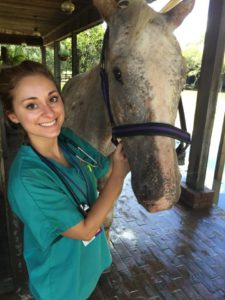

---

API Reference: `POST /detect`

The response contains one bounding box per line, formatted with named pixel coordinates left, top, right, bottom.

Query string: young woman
left=0, top=60, right=129, bottom=300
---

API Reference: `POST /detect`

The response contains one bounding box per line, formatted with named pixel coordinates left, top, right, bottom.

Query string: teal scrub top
left=8, top=127, right=112, bottom=300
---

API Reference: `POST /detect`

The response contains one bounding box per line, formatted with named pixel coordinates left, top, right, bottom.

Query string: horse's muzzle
left=148, top=198, right=174, bottom=212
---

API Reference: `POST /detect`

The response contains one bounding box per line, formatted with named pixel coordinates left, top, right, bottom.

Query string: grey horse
left=62, top=0, right=194, bottom=225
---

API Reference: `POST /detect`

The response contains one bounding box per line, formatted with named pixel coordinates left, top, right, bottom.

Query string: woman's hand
left=62, top=143, right=130, bottom=241
left=111, top=143, right=130, bottom=180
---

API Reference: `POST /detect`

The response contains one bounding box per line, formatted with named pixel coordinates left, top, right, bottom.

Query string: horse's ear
left=93, top=0, right=129, bottom=21
left=163, top=0, right=195, bottom=31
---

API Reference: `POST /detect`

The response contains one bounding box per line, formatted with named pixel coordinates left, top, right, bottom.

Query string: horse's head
left=94, top=0, right=195, bottom=212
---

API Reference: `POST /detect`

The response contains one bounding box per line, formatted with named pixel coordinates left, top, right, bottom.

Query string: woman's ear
left=7, top=112, right=20, bottom=124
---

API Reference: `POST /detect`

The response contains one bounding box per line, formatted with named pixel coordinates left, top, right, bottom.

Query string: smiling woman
left=7, top=74, right=65, bottom=145
left=0, top=60, right=130, bottom=300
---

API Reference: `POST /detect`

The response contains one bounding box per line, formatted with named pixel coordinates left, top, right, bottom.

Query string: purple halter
left=100, top=28, right=191, bottom=157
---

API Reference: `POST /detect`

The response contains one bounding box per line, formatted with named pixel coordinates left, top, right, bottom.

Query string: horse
left=62, top=0, right=194, bottom=219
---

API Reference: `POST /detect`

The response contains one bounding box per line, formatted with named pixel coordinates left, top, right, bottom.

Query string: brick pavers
left=90, top=181, right=225, bottom=300
left=1, top=179, right=225, bottom=300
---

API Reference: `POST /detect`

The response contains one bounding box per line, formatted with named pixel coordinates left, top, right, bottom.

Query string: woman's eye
left=26, top=103, right=38, bottom=110
left=50, top=96, right=59, bottom=103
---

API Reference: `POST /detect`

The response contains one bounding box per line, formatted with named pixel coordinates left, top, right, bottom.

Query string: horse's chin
left=139, top=189, right=181, bottom=213
left=148, top=193, right=178, bottom=213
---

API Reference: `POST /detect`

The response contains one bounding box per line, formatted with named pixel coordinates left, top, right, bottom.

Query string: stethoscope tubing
left=29, top=135, right=98, bottom=217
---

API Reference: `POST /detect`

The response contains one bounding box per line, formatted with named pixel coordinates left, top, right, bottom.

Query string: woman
left=0, top=60, right=129, bottom=300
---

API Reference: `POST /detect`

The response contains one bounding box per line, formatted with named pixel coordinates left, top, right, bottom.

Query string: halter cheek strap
left=100, top=27, right=191, bottom=157
left=112, top=121, right=191, bottom=143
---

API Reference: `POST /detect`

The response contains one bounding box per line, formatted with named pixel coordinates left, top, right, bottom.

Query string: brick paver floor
left=1, top=178, right=225, bottom=300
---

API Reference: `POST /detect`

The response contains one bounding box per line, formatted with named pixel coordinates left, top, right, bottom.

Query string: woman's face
left=8, top=74, right=65, bottom=141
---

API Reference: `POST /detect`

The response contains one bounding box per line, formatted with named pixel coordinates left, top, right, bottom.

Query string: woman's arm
left=61, top=143, right=130, bottom=241
left=97, top=151, right=113, bottom=192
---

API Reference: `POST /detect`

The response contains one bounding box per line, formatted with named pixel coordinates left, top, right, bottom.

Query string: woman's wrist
left=109, top=170, right=125, bottom=186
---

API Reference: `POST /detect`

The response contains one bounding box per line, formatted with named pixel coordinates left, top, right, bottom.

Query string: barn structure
left=0, top=0, right=225, bottom=299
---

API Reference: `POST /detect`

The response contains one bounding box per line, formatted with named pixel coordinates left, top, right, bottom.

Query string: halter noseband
left=100, top=28, right=191, bottom=158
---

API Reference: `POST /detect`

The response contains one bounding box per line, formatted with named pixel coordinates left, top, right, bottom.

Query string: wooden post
left=213, top=114, right=225, bottom=204
left=41, top=46, right=46, bottom=66
left=0, top=97, right=29, bottom=294
left=181, top=0, right=225, bottom=208
left=54, top=41, right=61, bottom=88
left=0, top=100, right=14, bottom=294
left=72, top=32, right=79, bottom=76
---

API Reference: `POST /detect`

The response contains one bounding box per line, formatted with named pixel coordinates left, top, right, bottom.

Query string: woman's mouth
left=39, top=120, right=56, bottom=127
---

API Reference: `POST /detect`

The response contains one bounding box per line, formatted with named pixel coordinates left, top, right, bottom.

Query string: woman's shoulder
left=8, top=145, right=54, bottom=185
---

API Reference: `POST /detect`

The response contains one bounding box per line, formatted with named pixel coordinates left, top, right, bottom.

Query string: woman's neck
left=29, top=136, right=70, bottom=167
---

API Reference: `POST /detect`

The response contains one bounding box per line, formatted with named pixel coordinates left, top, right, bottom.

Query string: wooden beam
left=54, top=41, right=61, bottom=89
left=0, top=33, right=43, bottom=46
left=41, top=46, right=46, bottom=65
left=0, top=16, right=59, bottom=30
left=0, top=0, right=67, bottom=10
left=0, top=100, right=14, bottom=294
left=72, top=32, right=79, bottom=76
left=43, top=6, right=102, bottom=46
left=213, top=114, right=225, bottom=204
left=186, top=0, right=225, bottom=190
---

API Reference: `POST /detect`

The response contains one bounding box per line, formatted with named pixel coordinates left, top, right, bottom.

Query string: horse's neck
left=64, top=65, right=114, bottom=155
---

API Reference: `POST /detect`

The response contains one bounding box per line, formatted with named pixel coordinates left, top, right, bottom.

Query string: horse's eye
left=113, top=67, right=123, bottom=83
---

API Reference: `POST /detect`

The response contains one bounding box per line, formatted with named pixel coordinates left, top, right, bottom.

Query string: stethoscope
left=30, top=134, right=99, bottom=217
left=59, top=135, right=99, bottom=169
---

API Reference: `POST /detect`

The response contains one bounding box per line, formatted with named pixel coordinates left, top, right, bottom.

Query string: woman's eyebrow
left=21, top=90, right=58, bottom=102
left=48, top=90, right=58, bottom=95
left=21, top=96, right=37, bottom=102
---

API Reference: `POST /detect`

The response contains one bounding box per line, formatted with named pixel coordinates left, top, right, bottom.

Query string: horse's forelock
left=107, top=2, right=166, bottom=60
left=93, top=0, right=155, bottom=22
left=93, top=0, right=118, bottom=21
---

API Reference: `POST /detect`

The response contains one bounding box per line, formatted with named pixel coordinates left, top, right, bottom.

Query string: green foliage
left=0, top=44, right=41, bottom=65
left=183, top=47, right=202, bottom=74
left=46, top=46, right=54, bottom=74
left=58, top=46, right=70, bottom=59
left=183, top=46, right=202, bottom=88
left=60, top=38, right=72, bottom=72
left=0, top=23, right=105, bottom=76
left=182, top=37, right=204, bottom=89
left=222, top=57, right=225, bottom=75
left=182, top=36, right=225, bottom=89
left=77, top=24, right=105, bottom=73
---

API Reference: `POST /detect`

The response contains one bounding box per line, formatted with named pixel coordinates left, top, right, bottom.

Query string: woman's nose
left=41, top=104, right=55, bottom=116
